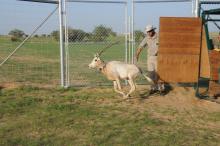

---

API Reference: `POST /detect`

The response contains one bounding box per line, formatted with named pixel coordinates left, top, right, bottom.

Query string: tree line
left=8, top=25, right=145, bottom=42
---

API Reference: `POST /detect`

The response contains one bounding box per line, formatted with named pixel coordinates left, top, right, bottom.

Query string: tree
left=41, top=34, right=47, bottom=37
left=68, top=28, right=87, bottom=42
left=51, top=30, right=59, bottom=41
left=84, top=32, right=93, bottom=41
left=92, top=25, right=116, bottom=42
left=50, top=26, right=117, bottom=42
left=34, top=34, right=39, bottom=38
left=51, top=28, right=87, bottom=42
left=134, top=30, right=145, bottom=42
left=8, top=29, right=26, bottom=42
left=107, top=28, right=117, bottom=37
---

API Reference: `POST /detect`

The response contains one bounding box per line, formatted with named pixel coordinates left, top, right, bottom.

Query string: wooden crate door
left=158, top=17, right=202, bottom=83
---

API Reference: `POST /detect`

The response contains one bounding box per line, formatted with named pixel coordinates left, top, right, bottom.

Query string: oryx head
left=88, top=53, right=103, bottom=69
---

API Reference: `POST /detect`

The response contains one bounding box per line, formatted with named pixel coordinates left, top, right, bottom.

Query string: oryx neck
left=98, top=61, right=106, bottom=73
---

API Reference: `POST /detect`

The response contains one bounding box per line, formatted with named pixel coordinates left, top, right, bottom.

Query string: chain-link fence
left=66, top=2, right=127, bottom=86
left=0, top=1, right=60, bottom=87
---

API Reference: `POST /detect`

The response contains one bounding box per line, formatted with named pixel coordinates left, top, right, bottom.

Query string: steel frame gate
left=65, top=1, right=130, bottom=87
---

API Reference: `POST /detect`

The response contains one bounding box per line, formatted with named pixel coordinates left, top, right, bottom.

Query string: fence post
left=131, top=0, right=135, bottom=64
left=59, top=0, right=66, bottom=87
left=64, top=0, right=70, bottom=87
left=195, top=0, right=199, bottom=17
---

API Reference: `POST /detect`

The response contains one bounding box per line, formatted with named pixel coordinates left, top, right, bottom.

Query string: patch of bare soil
left=88, top=85, right=220, bottom=128
left=132, top=85, right=220, bottom=112
left=1, top=82, right=21, bottom=89
left=12, top=56, right=59, bottom=63
left=85, top=85, right=220, bottom=113
left=0, top=82, right=59, bottom=90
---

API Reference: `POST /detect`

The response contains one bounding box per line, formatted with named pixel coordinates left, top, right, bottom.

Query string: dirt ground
left=127, top=85, right=220, bottom=112
left=75, top=84, right=220, bottom=114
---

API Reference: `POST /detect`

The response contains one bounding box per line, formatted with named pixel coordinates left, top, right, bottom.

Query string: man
left=135, top=25, right=164, bottom=93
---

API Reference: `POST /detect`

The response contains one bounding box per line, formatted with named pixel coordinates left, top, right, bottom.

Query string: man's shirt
left=138, top=33, right=159, bottom=56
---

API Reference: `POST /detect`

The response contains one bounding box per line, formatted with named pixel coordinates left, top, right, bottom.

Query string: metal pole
left=131, top=0, right=135, bottom=64
left=124, top=2, right=128, bottom=85
left=125, top=3, right=128, bottom=64
left=67, top=0, right=126, bottom=4
left=18, top=0, right=58, bottom=4
left=64, top=0, right=69, bottom=87
left=192, top=0, right=194, bottom=16
left=128, top=16, right=131, bottom=64
left=195, top=0, right=199, bottom=17
left=134, top=0, right=192, bottom=3
left=59, top=0, right=65, bottom=87
left=18, top=0, right=127, bottom=4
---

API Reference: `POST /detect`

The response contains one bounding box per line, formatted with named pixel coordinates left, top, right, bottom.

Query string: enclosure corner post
left=195, top=0, right=200, bottom=17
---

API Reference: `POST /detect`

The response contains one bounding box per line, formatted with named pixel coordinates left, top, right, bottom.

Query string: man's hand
left=135, top=53, right=139, bottom=62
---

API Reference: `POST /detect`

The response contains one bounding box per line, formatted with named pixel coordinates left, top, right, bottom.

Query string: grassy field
left=0, top=85, right=220, bottom=145
left=0, top=36, right=220, bottom=146
left=0, top=36, right=60, bottom=86
left=0, top=36, right=148, bottom=87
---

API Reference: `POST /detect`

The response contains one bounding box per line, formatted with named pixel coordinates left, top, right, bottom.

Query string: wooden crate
left=158, top=17, right=202, bottom=83
left=158, top=54, right=199, bottom=82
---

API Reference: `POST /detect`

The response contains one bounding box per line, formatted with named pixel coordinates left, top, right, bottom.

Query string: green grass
left=0, top=86, right=220, bottom=145
left=0, top=36, right=148, bottom=87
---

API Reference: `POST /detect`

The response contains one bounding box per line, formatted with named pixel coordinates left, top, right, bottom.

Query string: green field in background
left=0, top=36, right=148, bottom=87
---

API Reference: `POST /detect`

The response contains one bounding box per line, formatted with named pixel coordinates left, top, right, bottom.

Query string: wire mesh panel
left=66, top=2, right=127, bottom=86
left=0, top=1, right=60, bottom=87
left=201, top=4, right=220, bottom=49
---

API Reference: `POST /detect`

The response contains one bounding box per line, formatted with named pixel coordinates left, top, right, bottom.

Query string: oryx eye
left=95, top=59, right=97, bottom=62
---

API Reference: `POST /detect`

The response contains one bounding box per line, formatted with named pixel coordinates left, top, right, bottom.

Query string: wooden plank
left=159, top=17, right=202, bottom=55
left=209, top=50, right=220, bottom=80
left=158, top=54, right=199, bottom=82
left=200, top=27, right=211, bottom=78
left=160, top=17, right=202, bottom=32
left=159, top=33, right=201, bottom=55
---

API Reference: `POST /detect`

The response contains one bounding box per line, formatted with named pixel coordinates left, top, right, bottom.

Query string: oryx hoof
left=123, top=95, right=129, bottom=100
left=123, top=94, right=131, bottom=100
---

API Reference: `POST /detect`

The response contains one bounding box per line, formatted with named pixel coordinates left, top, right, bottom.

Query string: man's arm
left=135, top=47, right=143, bottom=62
left=135, top=37, right=147, bottom=62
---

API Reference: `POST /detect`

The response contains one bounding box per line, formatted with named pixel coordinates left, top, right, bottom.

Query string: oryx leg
left=113, top=81, right=125, bottom=97
left=116, top=79, right=122, bottom=90
left=126, top=79, right=136, bottom=97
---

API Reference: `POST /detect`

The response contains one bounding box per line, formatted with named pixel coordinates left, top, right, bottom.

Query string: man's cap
left=145, top=25, right=156, bottom=32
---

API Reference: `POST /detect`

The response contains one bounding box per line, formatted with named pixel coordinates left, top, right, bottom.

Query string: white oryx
left=88, top=53, right=154, bottom=98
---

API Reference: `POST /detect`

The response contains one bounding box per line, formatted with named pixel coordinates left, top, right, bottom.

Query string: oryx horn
left=97, top=41, right=120, bottom=56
